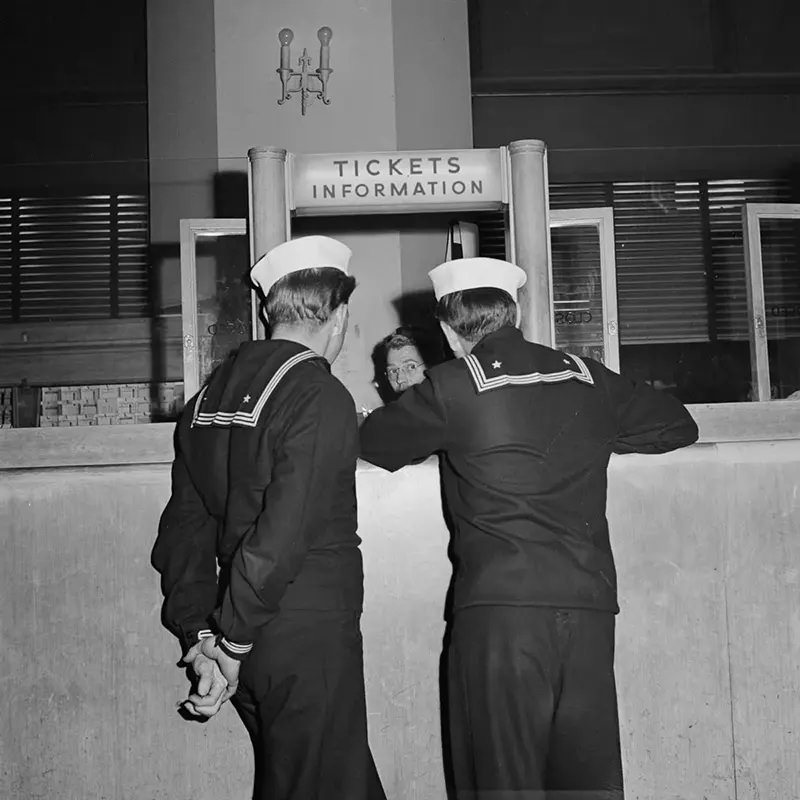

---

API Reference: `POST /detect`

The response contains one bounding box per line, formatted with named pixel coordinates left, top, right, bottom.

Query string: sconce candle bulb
left=318, top=26, right=332, bottom=70
left=278, top=28, right=293, bottom=69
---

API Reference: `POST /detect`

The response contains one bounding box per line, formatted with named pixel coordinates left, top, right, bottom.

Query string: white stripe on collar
left=191, top=350, right=317, bottom=428
left=464, top=352, right=594, bottom=393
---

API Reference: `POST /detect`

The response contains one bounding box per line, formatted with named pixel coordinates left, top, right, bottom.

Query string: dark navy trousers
left=447, top=606, right=624, bottom=800
left=232, top=610, right=386, bottom=800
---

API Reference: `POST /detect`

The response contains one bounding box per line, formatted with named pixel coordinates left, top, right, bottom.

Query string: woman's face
left=386, top=344, right=426, bottom=394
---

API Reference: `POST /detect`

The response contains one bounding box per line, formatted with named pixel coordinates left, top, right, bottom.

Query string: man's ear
left=332, top=303, right=348, bottom=334
left=258, top=299, right=269, bottom=325
left=439, top=320, right=465, bottom=358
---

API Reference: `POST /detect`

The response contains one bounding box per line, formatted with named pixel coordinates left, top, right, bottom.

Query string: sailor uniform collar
left=192, top=340, right=322, bottom=428
left=464, top=326, right=594, bottom=394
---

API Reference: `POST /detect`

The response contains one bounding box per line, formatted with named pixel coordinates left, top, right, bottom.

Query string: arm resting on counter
left=359, top=377, right=448, bottom=471
left=601, top=368, right=699, bottom=454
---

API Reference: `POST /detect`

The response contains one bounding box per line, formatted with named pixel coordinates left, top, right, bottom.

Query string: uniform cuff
left=197, top=629, right=214, bottom=642
left=216, top=634, right=253, bottom=661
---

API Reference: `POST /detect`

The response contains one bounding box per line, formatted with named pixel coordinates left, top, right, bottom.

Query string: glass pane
left=551, top=224, right=606, bottom=364
left=194, top=234, right=252, bottom=388
left=760, top=217, right=800, bottom=399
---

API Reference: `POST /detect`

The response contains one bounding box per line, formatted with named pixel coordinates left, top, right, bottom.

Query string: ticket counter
left=1, top=404, right=800, bottom=799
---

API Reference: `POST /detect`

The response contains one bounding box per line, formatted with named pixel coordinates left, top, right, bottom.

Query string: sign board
left=290, top=148, right=505, bottom=216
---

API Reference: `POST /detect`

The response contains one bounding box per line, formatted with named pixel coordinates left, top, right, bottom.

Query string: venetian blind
left=0, top=198, right=11, bottom=323
left=707, top=179, right=795, bottom=340
left=611, top=181, right=707, bottom=345
left=0, top=193, right=149, bottom=323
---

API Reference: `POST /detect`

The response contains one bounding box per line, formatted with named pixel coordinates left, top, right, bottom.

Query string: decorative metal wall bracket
left=277, top=27, right=333, bottom=115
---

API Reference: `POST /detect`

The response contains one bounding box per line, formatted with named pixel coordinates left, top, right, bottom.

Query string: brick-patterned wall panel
left=34, top=383, right=185, bottom=427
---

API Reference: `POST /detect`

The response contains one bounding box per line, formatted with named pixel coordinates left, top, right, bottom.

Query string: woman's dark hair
left=381, top=325, right=445, bottom=367
left=382, top=327, right=420, bottom=354
left=436, top=287, right=516, bottom=343
left=264, top=267, right=356, bottom=327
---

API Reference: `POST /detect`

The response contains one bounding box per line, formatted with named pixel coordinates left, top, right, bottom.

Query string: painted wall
left=214, top=0, right=399, bottom=157
left=214, top=0, right=402, bottom=413
left=2, top=441, right=800, bottom=798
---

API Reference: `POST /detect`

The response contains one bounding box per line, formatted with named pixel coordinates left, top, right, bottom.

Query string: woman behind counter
left=379, top=325, right=447, bottom=397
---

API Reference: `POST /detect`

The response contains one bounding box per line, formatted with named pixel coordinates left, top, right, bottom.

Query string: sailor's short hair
left=264, top=268, right=356, bottom=327
left=436, top=287, right=517, bottom=344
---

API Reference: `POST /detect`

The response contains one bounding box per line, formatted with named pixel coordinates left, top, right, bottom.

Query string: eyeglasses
left=386, top=361, right=423, bottom=381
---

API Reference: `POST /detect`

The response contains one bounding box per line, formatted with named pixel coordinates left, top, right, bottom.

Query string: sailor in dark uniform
left=152, top=235, right=386, bottom=800
left=359, top=257, right=699, bottom=799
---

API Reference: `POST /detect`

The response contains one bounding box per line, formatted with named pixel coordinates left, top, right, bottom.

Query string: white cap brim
left=251, top=235, right=352, bottom=295
left=429, top=257, right=527, bottom=301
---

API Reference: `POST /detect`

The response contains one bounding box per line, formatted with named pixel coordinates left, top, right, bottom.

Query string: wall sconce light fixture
left=277, top=27, right=333, bottom=116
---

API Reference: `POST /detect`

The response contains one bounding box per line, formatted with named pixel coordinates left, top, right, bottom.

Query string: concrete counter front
left=2, top=414, right=800, bottom=799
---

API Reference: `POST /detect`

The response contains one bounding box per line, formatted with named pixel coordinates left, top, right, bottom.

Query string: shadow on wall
left=147, top=241, right=180, bottom=417
left=215, top=171, right=249, bottom=219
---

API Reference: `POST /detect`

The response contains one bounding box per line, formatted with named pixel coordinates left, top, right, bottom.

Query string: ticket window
left=179, top=209, right=622, bottom=397
left=179, top=216, right=483, bottom=400
left=549, top=208, right=619, bottom=372
left=178, top=144, right=601, bottom=397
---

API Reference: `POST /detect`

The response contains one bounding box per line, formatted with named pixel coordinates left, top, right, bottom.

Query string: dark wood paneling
left=0, top=1, right=149, bottom=191
left=731, top=0, right=800, bottom=72
left=0, top=162, right=149, bottom=195
left=4, top=104, right=148, bottom=165
left=0, top=317, right=183, bottom=385
left=469, top=0, right=715, bottom=79
left=0, top=2, right=147, bottom=98
left=473, top=92, right=800, bottom=181
left=469, top=0, right=800, bottom=183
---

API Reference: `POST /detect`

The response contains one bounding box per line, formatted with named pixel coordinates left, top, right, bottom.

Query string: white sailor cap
left=428, top=257, right=527, bottom=301
left=250, top=235, right=352, bottom=295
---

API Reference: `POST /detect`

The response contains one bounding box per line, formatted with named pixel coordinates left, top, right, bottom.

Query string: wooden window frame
left=742, top=202, right=800, bottom=402
left=549, top=207, right=620, bottom=372
left=179, top=218, right=248, bottom=398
